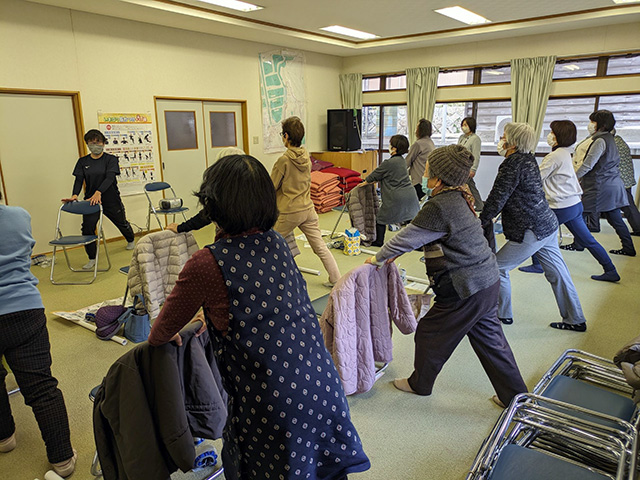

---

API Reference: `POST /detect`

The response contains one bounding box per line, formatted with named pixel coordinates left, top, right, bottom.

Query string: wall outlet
left=252, top=136, right=259, bottom=144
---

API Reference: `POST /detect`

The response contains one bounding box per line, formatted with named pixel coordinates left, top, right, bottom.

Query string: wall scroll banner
left=98, top=112, right=156, bottom=196
left=259, top=49, right=306, bottom=154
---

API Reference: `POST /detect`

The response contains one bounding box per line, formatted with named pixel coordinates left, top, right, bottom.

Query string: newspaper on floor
left=52, top=297, right=128, bottom=345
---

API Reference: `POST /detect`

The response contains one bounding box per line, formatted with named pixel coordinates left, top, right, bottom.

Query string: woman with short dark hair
left=562, top=110, right=635, bottom=256
left=61, top=129, right=135, bottom=270
left=405, top=119, right=435, bottom=200
left=0, top=190, right=77, bottom=477
left=519, top=120, right=619, bottom=282
left=149, top=155, right=371, bottom=480
left=364, top=134, right=420, bottom=246
left=457, top=117, right=484, bottom=211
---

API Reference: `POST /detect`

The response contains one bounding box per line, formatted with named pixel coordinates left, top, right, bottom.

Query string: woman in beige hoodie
left=271, top=116, right=341, bottom=285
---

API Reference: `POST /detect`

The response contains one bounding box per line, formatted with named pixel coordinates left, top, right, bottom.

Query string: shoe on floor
left=491, top=395, right=505, bottom=408
left=591, top=270, right=620, bottom=282
left=0, top=433, right=16, bottom=453
left=126, top=241, right=135, bottom=250
left=322, top=281, right=335, bottom=289
left=518, top=264, right=543, bottom=274
left=393, top=378, right=416, bottom=394
left=82, top=259, right=96, bottom=270
left=630, top=231, right=640, bottom=237
left=559, top=243, right=584, bottom=252
left=609, top=248, right=636, bottom=257
left=549, top=322, right=586, bottom=332
left=51, top=448, right=77, bottom=478
left=499, top=317, right=513, bottom=325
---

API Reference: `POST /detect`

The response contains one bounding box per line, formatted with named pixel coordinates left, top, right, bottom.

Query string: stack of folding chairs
left=468, top=349, right=639, bottom=480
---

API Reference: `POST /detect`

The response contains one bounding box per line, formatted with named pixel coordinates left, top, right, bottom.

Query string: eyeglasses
left=280, top=132, right=286, bottom=138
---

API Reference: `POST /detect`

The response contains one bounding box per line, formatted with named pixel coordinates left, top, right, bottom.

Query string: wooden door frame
left=153, top=96, right=250, bottom=182
left=0, top=88, right=85, bottom=204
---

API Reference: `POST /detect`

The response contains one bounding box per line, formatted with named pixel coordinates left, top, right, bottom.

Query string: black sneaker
left=609, top=248, right=636, bottom=257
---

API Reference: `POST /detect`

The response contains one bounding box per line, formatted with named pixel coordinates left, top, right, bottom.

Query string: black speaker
left=327, top=109, right=361, bottom=151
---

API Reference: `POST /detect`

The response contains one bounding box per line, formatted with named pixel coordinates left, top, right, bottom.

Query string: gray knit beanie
left=427, top=145, right=473, bottom=186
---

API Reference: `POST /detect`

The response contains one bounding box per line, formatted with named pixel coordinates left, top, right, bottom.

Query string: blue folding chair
left=49, top=201, right=111, bottom=285
left=144, top=182, right=189, bottom=230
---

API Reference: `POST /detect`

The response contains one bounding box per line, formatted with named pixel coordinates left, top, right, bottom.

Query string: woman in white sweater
left=519, top=120, right=619, bottom=282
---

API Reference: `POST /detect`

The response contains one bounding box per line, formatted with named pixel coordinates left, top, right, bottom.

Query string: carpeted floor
left=1, top=211, right=638, bottom=480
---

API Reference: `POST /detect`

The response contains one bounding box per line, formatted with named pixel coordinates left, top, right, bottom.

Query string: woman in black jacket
left=479, top=123, right=586, bottom=331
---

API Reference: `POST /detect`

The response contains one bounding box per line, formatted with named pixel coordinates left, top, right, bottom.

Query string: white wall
left=0, top=0, right=343, bottom=240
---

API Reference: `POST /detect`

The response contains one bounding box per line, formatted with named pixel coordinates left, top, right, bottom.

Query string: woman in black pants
left=0, top=190, right=77, bottom=477
left=61, top=129, right=135, bottom=270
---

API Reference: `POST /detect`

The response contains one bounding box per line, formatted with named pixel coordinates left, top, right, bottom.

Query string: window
left=476, top=100, right=512, bottom=148
left=361, top=104, right=407, bottom=162
left=432, top=102, right=472, bottom=146
left=480, top=66, right=511, bottom=84
left=385, top=74, right=406, bottom=90
left=598, top=94, right=640, bottom=155
left=606, top=54, right=640, bottom=76
left=537, top=97, right=597, bottom=153
left=437, top=69, right=474, bottom=87
left=553, top=58, right=599, bottom=79
left=362, top=77, right=381, bottom=92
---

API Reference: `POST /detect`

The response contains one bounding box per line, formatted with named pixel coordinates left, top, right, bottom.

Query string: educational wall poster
left=259, top=49, right=306, bottom=154
left=98, top=112, right=156, bottom=196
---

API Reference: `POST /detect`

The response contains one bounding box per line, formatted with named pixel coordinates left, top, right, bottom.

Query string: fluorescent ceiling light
left=562, top=64, right=580, bottom=71
left=434, top=6, right=491, bottom=25
left=198, top=0, right=263, bottom=12
left=612, top=0, right=640, bottom=4
left=485, top=70, right=504, bottom=75
left=320, top=25, right=378, bottom=40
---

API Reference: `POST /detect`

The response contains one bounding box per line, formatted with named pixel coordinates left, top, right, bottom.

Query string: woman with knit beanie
left=480, top=122, right=587, bottom=332
left=366, top=145, right=527, bottom=408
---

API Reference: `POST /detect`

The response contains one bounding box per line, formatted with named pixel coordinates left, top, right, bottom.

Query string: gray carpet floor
left=1, top=210, right=638, bottom=480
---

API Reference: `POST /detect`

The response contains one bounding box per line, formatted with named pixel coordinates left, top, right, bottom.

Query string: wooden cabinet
left=310, top=151, right=378, bottom=178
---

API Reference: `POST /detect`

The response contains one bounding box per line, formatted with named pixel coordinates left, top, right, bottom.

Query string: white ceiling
left=25, top=0, right=640, bottom=56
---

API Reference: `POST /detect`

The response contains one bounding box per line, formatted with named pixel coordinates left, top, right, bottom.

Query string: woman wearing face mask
left=405, top=119, right=435, bottom=200
left=561, top=111, right=636, bottom=257
left=457, top=117, right=484, bottom=211
left=519, top=121, right=619, bottom=282
left=61, top=129, right=135, bottom=270
left=480, top=123, right=587, bottom=331
left=362, top=134, right=420, bottom=247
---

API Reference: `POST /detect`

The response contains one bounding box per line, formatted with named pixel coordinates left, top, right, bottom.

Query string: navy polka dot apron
left=208, top=230, right=370, bottom=480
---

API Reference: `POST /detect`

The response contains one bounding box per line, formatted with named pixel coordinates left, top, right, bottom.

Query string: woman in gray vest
left=366, top=145, right=527, bottom=408
left=561, top=111, right=635, bottom=256
left=363, top=134, right=420, bottom=247
left=405, top=119, right=435, bottom=200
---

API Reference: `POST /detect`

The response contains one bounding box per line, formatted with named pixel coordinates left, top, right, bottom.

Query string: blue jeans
left=532, top=203, right=615, bottom=272
left=497, top=229, right=586, bottom=324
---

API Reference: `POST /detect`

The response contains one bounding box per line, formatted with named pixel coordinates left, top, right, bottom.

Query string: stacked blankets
left=311, top=171, right=342, bottom=213
left=322, top=167, right=363, bottom=194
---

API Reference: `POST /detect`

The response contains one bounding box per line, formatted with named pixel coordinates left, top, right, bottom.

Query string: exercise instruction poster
left=98, top=112, right=156, bottom=196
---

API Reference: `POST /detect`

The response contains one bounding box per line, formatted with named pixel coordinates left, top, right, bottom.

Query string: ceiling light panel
left=320, top=25, right=378, bottom=40
left=197, top=0, right=263, bottom=12
left=612, top=0, right=640, bottom=4
left=434, top=6, right=491, bottom=25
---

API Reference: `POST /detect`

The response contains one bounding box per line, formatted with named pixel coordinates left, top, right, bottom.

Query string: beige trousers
left=274, top=207, right=341, bottom=284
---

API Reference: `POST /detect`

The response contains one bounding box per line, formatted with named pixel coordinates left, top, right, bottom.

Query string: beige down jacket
left=128, top=231, right=199, bottom=320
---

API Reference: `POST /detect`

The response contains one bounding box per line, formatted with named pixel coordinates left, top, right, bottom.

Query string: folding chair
left=49, top=201, right=111, bottom=285
left=144, top=182, right=189, bottom=231
left=533, top=349, right=638, bottom=430
left=467, top=393, right=638, bottom=480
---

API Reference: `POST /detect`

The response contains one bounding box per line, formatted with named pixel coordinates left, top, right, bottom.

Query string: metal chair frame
left=467, top=393, right=638, bottom=480
left=49, top=202, right=111, bottom=285
left=144, top=182, right=189, bottom=231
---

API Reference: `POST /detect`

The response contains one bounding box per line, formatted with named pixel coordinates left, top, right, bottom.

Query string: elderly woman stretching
left=480, top=123, right=587, bottom=332
left=149, top=154, right=370, bottom=480
left=367, top=145, right=527, bottom=408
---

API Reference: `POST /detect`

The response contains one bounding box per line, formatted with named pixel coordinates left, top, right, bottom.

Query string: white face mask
left=587, top=122, right=597, bottom=136
left=461, top=125, right=470, bottom=135
left=546, top=132, right=556, bottom=147
left=497, top=139, right=509, bottom=157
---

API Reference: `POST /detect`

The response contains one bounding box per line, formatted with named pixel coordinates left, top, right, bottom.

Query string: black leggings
left=82, top=198, right=134, bottom=259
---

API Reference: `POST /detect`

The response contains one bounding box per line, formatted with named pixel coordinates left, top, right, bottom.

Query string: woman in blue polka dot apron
left=149, top=155, right=370, bottom=480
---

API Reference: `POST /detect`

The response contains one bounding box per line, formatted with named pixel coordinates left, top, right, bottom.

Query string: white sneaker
left=126, top=241, right=135, bottom=250
left=51, top=448, right=77, bottom=478
left=0, top=433, right=16, bottom=453
left=82, top=259, right=96, bottom=270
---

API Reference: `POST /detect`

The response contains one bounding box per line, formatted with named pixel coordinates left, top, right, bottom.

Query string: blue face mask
left=421, top=176, right=433, bottom=196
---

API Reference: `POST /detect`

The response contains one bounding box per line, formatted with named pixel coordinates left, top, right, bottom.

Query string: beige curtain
left=511, top=56, right=556, bottom=141
left=406, top=66, right=439, bottom=142
left=339, top=73, right=363, bottom=109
